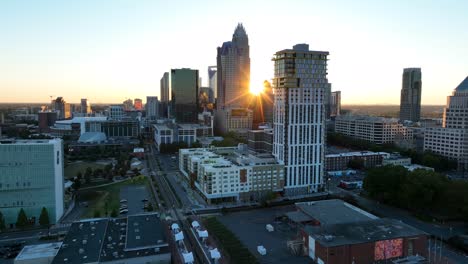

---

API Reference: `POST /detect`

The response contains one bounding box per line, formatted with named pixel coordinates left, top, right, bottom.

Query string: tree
left=93, top=209, right=101, bottom=218
left=39, top=207, right=50, bottom=227
left=84, top=167, right=92, bottom=184
left=76, top=171, right=83, bottom=180
left=146, top=202, right=154, bottom=212
left=0, top=211, right=6, bottom=231
left=16, top=208, right=28, bottom=229
left=72, top=178, right=81, bottom=190
left=110, top=208, right=118, bottom=217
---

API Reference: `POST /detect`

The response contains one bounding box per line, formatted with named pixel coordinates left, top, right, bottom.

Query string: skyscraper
left=424, top=76, right=468, bottom=170
left=216, top=23, right=250, bottom=109
left=330, top=91, right=341, bottom=117
left=208, top=66, right=217, bottom=100
left=273, top=44, right=329, bottom=195
left=171, top=68, right=199, bottom=123
left=160, top=72, right=170, bottom=118
left=400, top=68, right=422, bottom=122
left=146, top=96, right=159, bottom=120
left=52, top=97, right=71, bottom=120
left=134, top=98, right=143, bottom=111
left=80, top=98, right=91, bottom=114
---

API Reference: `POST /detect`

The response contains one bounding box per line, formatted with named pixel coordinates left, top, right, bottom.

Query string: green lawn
left=78, top=176, right=149, bottom=218
left=64, top=161, right=106, bottom=180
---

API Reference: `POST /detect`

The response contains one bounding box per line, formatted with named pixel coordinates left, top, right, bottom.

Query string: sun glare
left=250, top=81, right=264, bottom=96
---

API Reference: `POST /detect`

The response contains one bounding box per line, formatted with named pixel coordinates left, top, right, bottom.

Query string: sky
left=0, top=0, right=467, bottom=104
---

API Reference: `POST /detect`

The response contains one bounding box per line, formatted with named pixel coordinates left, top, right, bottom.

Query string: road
left=146, top=144, right=207, bottom=263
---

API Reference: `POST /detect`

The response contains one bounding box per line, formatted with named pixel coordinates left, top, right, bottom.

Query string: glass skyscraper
left=171, top=68, right=199, bottom=123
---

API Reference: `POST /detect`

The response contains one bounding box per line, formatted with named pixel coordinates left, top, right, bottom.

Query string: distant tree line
left=211, top=131, right=246, bottom=147
left=327, top=132, right=457, bottom=171
left=364, top=165, right=468, bottom=221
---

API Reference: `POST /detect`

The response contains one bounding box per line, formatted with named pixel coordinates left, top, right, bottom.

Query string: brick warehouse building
left=301, top=218, right=427, bottom=264
left=286, top=200, right=428, bottom=263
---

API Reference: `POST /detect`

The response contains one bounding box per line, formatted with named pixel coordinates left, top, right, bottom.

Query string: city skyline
left=1, top=0, right=467, bottom=104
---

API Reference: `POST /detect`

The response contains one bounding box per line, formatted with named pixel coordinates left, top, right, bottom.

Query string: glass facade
left=171, top=68, right=199, bottom=123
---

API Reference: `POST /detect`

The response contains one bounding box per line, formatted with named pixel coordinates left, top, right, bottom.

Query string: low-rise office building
left=179, top=146, right=284, bottom=203
left=247, top=126, right=273, bottom=154
left=335, top=116, right=413, bottom=145
left=153, top=122, right=212, bottom=151
left=325, top=151, right=389, bottom=171
left=382, top=153, right=412, bottom=166
left=215, top=107, right=253, bottom=136
left=0, top=139, right=64, bottom=226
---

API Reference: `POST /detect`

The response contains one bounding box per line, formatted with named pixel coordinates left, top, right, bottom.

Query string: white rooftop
left=15, top=242, right=63, bottom=261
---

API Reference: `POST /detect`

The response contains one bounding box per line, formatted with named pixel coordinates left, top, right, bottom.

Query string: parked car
left=120, top=199, right=127, bottom=203
left=141, top=198, right=149, bottom=202
left=119, top=209, right=128, bottom=214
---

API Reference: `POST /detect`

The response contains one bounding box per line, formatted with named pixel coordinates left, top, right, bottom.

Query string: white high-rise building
left=145, top=96, right=159, bottom=120
left=273, top=44, right=329, bottom=195
left=0, top=139, right=64, bottom=226
left=424, top=76, right=468, bottom=169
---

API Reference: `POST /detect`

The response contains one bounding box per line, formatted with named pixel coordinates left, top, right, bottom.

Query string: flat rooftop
left=52, top=213, right=170, bottom=264
left=287, top=199, right=378, bottom=225
left=15, top=242, right=63, bottom=261
left=52, top=218, right=108, bottom=264
left=126, top=214, right=167, bottom=250
left=325, top=151, right=388, bottom=158
left=304, top=218, right=427, bottom=247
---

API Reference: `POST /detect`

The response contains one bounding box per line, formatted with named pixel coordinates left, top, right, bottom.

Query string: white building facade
left=0, top=139, right=64, bottom=226
left=179, top=147, right=284, bottom=203
left=335, top=116, right=413, bottom=145
left=273, top=44, right=329, bottom=195
left=424, top=76, right=468, bottom=169
left=146, top=96, right=159, bottom=120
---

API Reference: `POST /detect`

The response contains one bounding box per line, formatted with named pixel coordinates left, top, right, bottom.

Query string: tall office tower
left=208, top=66, right=217, bottom=100
left=330, top=91, right=341, bottom=117
left=171, top=68, right=199, bottom=123
left=273, top=44, right=329, bottom=195
left=52, top=97, right=71, bottom=120
left=160, top=72, right=170, bottom=118
left=199, top=87, right=214, bottom=109
left=123, top=99, right=133, bottom=111
left=216, top=23, right=250, bottom=109
left=134, top=98, right=143, bottom=111
left=80, top=98, right=91, bottom=114
left=424, top=76, right=468, bottom=170
left=0, top=139, right=64, bottom=226
left=146, top=96, right=159, bottom=120
left=400, top=68, right=422, bottom=122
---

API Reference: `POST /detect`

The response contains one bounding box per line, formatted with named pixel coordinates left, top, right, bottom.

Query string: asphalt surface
left=218, top=206, right=310, bottom=264
left=119, top=185, right=149, bottom=216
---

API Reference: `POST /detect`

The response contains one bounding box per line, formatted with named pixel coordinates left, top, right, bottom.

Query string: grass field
left=64, top=161, right=106, bottom=180
left=78, top=176, right=150, bottom=218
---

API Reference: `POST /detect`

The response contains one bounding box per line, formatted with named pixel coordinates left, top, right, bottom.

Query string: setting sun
left=250, top=80, right=264, bottom=96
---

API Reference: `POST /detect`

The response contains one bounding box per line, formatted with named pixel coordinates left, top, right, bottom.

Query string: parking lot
left=217, top=206, right=310, bottom=264
left=119, top=185, right=150, bottom=215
